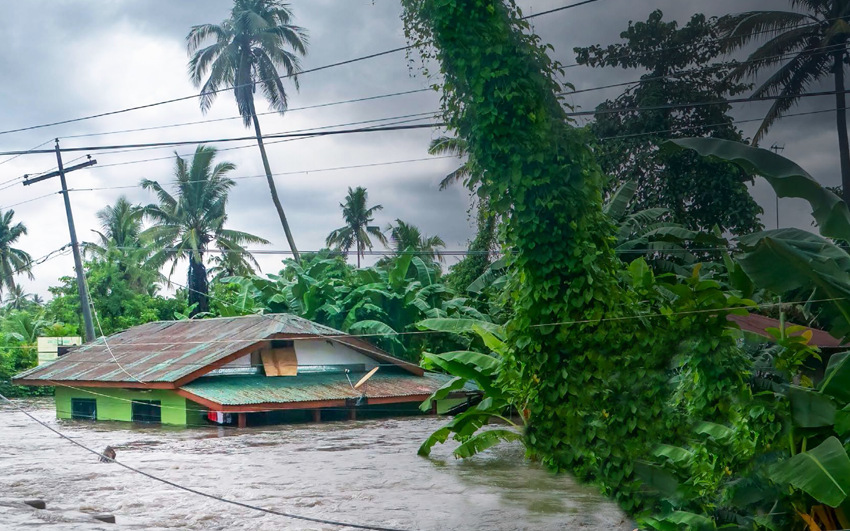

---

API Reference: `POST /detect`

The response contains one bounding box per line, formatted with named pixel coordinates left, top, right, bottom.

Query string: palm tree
left=88, top=196, right=144, bottom=254
left=140, top=145, right=269, bottom=314
left=0, top=209, right=33, bottom=296
left=428, top=136, right=478, bottom=190
left=326, top=186, right=387, bottom=268
left=3, top=284, right=31, bottom=311
left=385, top=219, right=446, bottom=263
left=84, top=197, right=156, bottom=292
left=717, top=2, right=850, bottom=202
left=187, top=0, right=307, bottom=263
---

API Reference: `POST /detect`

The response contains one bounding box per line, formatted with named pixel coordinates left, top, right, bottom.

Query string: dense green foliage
left=401, top=2, right=850, bottom=529
left=218, top=249, right=493, bottom=360
left=575, top=10, right=763, bottom=235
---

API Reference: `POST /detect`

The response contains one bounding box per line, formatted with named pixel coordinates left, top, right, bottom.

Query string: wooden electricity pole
left=23, top=139, right=97, bottom=342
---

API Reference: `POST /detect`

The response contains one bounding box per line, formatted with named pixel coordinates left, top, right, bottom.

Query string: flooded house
left=13, top=314, right=474, bottom=427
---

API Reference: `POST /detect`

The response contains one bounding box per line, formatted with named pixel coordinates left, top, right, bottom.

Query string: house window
left=71, top=398, right=97, bottom=420
left=132, top=400, right=162, bottom=424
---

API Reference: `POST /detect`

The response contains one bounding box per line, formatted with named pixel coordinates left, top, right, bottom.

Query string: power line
left=3, top=104, right=835, bottom=210
left=597, top=106, right=838, bottom=141
left=61, top=89, right=434, bottom=140
left=0, top=0, right=600, bottom=140
left=0, top=244, right=71, bottom=286
left=561, top=16, right=848, bottom=69
left=81, top=112, right=436, bottom=162
left=562, top=42, right=850, bottom=96
left=66, top=155, right=456, bottom=192
left=0, top=392, right=419, bottom=531
left=566, top=88, right=850, bottom=118
left=4, top=86, right=847, bottom=158
left=0, top=191, right=61, bottom=211
left=0, top=123, right=443, bottom=157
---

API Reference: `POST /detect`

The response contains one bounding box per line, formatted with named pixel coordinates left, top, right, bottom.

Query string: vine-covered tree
left=717, top=1, right=850, bottom=203
left=140, top=145, right=268, bottom=314
left=575, top=10, right=764, bottom=235
left=326, top=186, right=387, bottom=268
left=187, top=0, right=307, bottom=262
left=0, top=209, right=33, bottom=296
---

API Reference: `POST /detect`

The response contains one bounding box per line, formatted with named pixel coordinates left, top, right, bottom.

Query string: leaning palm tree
left=140, top=145, right=269, bottom=314
left=187, top=0, right=307, bottom=263
left=717, top=2, right=850, bottom=202
left=326, top=186, right=387, bottom=268
left=0, top=209, right=33, bottom=296
left=385, top=219, right=446, bottom=263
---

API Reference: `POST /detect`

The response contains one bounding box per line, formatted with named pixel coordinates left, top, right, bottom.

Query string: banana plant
left=670, top=138, right=850, bottom=344
left=416, top=317, right=529, bottom=459
left=604, top=180, right=721, bottom=273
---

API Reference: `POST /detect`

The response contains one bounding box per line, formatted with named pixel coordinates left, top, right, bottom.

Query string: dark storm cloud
left=0, top=0, right=836, bottom=296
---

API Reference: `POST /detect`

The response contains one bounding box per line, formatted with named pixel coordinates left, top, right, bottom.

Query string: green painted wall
left=54, top=387, right=193, bottom=425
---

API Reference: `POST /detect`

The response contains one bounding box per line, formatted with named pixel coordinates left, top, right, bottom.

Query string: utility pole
left=770, top=143, right=785, bottom=230
left=23, top=140, right=97, bottom=342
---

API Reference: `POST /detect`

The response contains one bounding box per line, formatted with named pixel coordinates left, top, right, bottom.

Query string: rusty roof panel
left=13, top=314, right=418, bottom=384
left=179, top=372, right=477, bottom=406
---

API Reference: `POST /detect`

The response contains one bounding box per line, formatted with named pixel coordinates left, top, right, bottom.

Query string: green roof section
left=180, top=371, right=477, bottom=406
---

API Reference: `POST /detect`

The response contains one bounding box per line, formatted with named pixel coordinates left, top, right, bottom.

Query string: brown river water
left=0, top=398, right=632, bottom=530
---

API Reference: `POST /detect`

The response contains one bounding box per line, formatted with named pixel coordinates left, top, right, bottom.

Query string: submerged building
left=13, top=314, right=474, bottom=427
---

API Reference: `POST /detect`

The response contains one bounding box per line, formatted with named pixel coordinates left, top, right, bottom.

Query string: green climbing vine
left=401, top=0, right=765, bottom=519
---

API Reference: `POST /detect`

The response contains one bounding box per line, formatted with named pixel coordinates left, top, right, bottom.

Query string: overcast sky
left=0, top=0, right=832, bottom=299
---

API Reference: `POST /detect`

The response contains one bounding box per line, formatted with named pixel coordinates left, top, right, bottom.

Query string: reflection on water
left=0, top=399, right=633, bottom=530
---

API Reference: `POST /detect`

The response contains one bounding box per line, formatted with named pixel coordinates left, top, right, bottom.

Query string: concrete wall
left=294, top=340, right=379, bottom=369
left=54, top=387, right=192, bottom=425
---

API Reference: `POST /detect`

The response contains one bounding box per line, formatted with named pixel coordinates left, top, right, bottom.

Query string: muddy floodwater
left=0, top=399, right=632, bottom=530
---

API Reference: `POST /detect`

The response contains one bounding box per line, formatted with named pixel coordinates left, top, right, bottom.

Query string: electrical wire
left=0, top=0, right=600, bottom=140
left=3, top=85, right=847, bottom=158
left=562, top=42, right=850, bottom=96
left=8, top=297, right=844, bottom=348
left=81, top=111, right=436, bottom=161
left=60, top=155, right=456, bottom=193
left=0, top=392, right=419, bottom=531
left=61, top=88, right=434, bottom=140
left=0, top=123, right=444, bottom=157
left=561, top=15, right=849, bottom=69
left=0, top=244, right=71, bottom=286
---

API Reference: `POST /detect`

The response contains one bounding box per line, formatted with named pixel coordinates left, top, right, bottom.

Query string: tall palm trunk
left=356, top=233, right=361, bottom=268
left=835, top=51, right=850, bottom=204
left=249, top=98, right=301, bottom=264
left=188, top=255, right=209, bottom=315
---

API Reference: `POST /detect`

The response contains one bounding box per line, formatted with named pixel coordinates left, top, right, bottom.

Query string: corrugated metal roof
left=13, top=314, right=420, bottom=385
left=727, top=314, right=847, bottom=348
left=179, top=371, right=477, bottom=406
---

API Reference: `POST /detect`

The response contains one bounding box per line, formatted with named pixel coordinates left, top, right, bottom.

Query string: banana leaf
left=603, top=180, right=637, bottom=219
left=737, top=228, right=850, bottom=340
left=419, top=376, right=467, bottom=412
left=820, top=352, right=850, bottom=404
left=453, top=429, right=522, bottom=458
left=417, top=317, right=505, bottom=340
left=770, top=437, right=850, bottom=507
left=669, top=138, right=850, bottom=243
left=790, top=386, right=837, bottom=428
